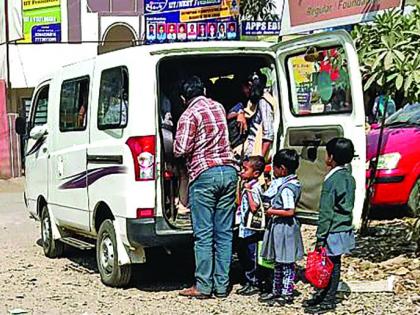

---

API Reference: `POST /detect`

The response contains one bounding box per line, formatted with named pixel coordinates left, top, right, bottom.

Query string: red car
left=367, top=103, right=420, bottom=216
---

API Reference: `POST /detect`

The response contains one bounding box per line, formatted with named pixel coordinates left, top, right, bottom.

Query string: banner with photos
left=144, top=0, right=240, bottom=44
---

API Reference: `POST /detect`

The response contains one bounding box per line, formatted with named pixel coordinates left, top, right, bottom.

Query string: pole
left=401, top=0, right=406, bottom=15
left=361, top=96, right=390, bottom=234
left=4, top=0, right=11, bottom=90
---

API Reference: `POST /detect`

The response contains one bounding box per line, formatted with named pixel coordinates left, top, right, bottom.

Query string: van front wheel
left=41, top=205, right=64, bottom=258
left=96, top=219, right=132, bottom=287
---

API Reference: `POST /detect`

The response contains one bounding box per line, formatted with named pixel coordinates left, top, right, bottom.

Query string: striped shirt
left=174, top=96, right=237, bottom=182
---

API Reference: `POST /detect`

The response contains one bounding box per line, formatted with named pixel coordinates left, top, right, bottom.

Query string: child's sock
left=280, top=263, right=295, bottom=296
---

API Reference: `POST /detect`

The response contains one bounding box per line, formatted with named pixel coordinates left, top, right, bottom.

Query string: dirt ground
left=0, top=178, right=419, bottom=315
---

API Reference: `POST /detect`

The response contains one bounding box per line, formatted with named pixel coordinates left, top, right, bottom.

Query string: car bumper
left=126, top=217, right=193, bottom=248
left=367, top=169, right=414, bottom=206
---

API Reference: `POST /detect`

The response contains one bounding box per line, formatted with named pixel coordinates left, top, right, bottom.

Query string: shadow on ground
left=352, top=219, right=418, bottom=263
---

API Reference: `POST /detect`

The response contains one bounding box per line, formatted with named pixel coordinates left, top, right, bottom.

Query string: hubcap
left=42, top=216, right=50, bottom=246
left=100, top=235, right=114, bottom=274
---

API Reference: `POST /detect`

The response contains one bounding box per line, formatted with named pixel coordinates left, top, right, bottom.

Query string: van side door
left=273, top=31, right=366, bottom=228
left=48, top=61, right=94, bottom=231
left=25, top=82, right=50, bottom=218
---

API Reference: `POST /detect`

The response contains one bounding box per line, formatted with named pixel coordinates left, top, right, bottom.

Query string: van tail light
left=126, top=136, right=156, bottom=181
left=137, top=208, right=154, bottom=218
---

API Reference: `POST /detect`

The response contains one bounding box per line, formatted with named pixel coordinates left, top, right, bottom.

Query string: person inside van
left=175, top=75, right=238, bottom=299
left=232, top=73, right=275, bottom=161
left=103, top=92, right=128, bottom=126
left=77, top=88, right=88, bottom=128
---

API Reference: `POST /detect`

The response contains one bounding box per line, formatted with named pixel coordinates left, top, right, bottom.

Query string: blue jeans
left=189, top=166, right=238, bottom=295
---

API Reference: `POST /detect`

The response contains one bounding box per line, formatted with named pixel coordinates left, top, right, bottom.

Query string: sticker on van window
left=288, top=48, right=352, bottom=116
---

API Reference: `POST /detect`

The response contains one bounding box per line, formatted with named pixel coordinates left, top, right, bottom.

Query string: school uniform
left=315, top=166, right=356, bottom=304
left=317, top=166, right=356, bottom=256
left=261, top=174, right=304, bottom=296
left=237, top=179, right=263, bottom=286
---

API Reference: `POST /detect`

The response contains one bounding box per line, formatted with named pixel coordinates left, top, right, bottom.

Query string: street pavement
left=0, top=179, right=419, bottom=314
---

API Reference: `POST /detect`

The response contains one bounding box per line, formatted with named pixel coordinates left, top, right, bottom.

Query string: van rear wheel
left=41, top=205, right=64, bottom=258
left=96, top=219, right=132, bottom=287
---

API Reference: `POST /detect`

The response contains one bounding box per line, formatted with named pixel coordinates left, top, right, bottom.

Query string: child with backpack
left=236, top=156, right=266, bottom=296
left=258, top=149, right=304, bottom=306
left=304, top=138, right=356, bottom=314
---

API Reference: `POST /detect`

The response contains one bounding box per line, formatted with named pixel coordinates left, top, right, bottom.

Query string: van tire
left=41, top=205, right=64, bottom=258
left=96, top=219, right=132, bottom=287
left=408, top=180, right=420, bottom=217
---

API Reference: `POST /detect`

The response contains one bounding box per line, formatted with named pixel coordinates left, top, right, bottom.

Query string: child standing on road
left=236, top=156, right=265, bottom=296
left=259, top=149, right=304, bottom=306
left=304, top=138, right=356, bottom=314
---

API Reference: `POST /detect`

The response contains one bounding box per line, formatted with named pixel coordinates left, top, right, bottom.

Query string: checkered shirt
left=174, top=96, right=237, bottom=182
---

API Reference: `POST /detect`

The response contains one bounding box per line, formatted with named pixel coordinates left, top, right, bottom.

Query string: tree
left=352, top=5, right=420, bottom=107
left=240, top=0, right=279, bottom=21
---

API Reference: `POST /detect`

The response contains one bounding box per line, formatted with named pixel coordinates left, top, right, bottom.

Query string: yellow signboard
left=23, top=0, right=60, bottom=11
left=292, top=56, right=315, bottom=84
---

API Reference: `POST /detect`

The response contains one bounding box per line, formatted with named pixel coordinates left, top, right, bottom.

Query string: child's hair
left=326, top=137, right=355, bottom=165
left=247, top=156, right=265, bottom=175
left=273, top=149, right=300, bottom=174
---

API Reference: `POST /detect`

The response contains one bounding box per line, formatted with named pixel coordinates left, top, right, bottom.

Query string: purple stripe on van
left=59, top=166, right=127, bottom=190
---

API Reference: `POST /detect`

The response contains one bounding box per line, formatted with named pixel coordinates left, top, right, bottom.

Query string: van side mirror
left=29, top=125, right=48, bottom=140
left=15, top=117, right=26, bottom=135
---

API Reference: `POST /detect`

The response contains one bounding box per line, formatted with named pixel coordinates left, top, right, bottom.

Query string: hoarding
left=19, top=0, right=61, bottom=43
left=145, top=0, right=240, bottom=44
left=280, top=0, right=403, bottom=35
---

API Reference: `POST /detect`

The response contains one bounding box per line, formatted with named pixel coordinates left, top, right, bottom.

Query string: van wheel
left=96, top=219, right=132, bottom=287
left=41, top=205, right=64, bottom=258
left=408, top=180, right=420, bottom=217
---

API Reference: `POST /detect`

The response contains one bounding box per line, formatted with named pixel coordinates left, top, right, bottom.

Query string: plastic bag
left=304, top=247, right=334, bottom=289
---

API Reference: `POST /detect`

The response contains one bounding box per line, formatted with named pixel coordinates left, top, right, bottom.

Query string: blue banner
left=145, top=0, right=223, bottom=14
left=145, top=0, right=240, bottom=44
left=31, top=23, right=61, bottom=43
left=241, top=21, right=281, bottom=36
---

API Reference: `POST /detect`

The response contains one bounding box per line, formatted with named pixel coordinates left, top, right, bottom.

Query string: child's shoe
left=304, top=300, right=336, bottom=314
left=236, top=283, right=251, bottom=295
left=276, top=295, right=294, bottom=305
left=238, top=285, right=259, bottom=296
left=258, top=292, right=280, bottom=304
left=302, top=292, right=324, bottom=307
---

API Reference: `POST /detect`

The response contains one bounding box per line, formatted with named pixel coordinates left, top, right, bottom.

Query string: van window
left=287, top=48, right=352, bottom=116
left=98, top=67, right=128, bottom=130
left=59, top=77, right=90, bottom=132
left=31, top=85, right=49, bottom=127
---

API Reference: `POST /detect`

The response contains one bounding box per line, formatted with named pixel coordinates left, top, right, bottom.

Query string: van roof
left=61, top=40, right=274, bottom=67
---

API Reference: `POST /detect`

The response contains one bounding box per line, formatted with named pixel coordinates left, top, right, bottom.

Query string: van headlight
left=368, top=153, right=401, bottom=170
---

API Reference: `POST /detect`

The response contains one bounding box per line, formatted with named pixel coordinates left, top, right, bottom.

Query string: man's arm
left=174, top=112, right=197, bottom=157
left=260, top=99, right=274, bottom=157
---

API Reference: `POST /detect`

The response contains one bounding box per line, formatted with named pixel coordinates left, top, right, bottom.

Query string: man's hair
left=247, top=156, right=265, bottom=174
left=180, top=75, right=205, bottom=102
left=326, top=137, right=355, bottom=165
left=248, top=73, right=265, bottom=105
left=273, top=149, right=300, bottom=174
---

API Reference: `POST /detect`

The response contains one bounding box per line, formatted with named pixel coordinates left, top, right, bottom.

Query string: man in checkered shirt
left=175, top=76, right=238, bottom=299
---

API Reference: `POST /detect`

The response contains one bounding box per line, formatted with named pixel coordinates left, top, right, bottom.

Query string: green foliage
left=352, top=5, right=420, bottom=105
left=240, top=0, right=279, bottom=21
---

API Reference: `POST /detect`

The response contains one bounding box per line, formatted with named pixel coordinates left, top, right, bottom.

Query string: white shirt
left=324, top=166, right=346, bottom=182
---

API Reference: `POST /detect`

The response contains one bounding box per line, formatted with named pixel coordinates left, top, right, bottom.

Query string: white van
left=16, top=31, right=366, bottom=287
